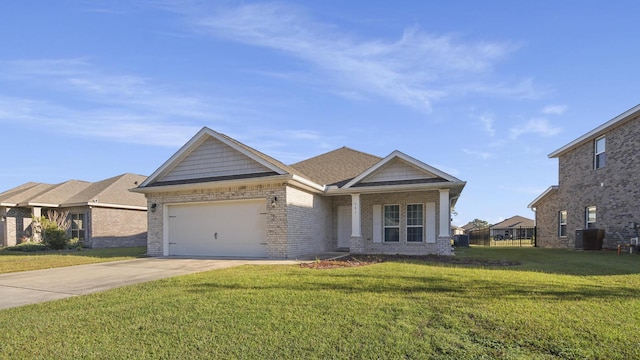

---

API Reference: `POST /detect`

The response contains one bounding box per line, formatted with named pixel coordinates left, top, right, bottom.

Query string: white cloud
left=463, top=148, right=493, bottom=160
left=478, top=113, right=496, bottom=136
left=509, top=118, right=562, bottom=139
left=170, top=2, right=532, bottom=112
left=0, top=58, right=338, bottom=152
left=542, top=104, right=568, bottom=115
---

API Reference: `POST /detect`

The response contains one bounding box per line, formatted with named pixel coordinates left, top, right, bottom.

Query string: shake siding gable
left=362, top=159, right=434, bottom=183
left=160, top=137, right=272, bottom=182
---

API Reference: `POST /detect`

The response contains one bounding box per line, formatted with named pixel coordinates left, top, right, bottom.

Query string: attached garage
left=165, top=199, right=268, bottom=257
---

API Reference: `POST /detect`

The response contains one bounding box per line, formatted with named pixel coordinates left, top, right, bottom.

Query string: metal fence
left=468, top=226, right=536, bottom=247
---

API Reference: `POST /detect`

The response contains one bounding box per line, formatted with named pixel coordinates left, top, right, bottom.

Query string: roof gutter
left=549, top=104, right=640, bottom=158
left=325, top=181, right=466, bottom=196
left=130, top=174, right=293, bottom=194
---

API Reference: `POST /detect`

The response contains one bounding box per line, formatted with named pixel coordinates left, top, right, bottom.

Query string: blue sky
left=1, top=1, right=639, bottom=226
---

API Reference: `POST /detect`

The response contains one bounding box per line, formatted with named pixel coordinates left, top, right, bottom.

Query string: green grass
left=0, top=247, right=147, bottom=274
left=1, top=247, right=639, bottom=359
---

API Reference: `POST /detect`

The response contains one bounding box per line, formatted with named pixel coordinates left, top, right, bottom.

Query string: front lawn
left=0, top=248, right=639, bottom=359
left=0, top=247, right=147, bottom=274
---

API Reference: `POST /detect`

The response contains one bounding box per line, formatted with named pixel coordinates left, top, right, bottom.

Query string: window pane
left=407, top=227, right=423, bottom=242
left=586, top=206, right=596, bottom=228
left=559, top=225, right=566, bottom=237
left=407, top=204, right=423, bottom=226
left=559, top=210, right=567, bottom=237
left=384, top=228, right=399, bottom=242
left=384, top=205, right=399, bottom=226
left=595, top=137, right=606, bottom=169
left=595, top=153, right=605, bottom=168
left=596, top=137, right=605, bottom=153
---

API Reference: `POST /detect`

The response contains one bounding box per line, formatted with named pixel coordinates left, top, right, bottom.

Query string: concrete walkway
left=0, top=256, right=317, bottom=310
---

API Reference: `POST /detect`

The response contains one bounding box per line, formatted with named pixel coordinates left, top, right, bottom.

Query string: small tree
left=45, top=209, right=71, bottom=231
left=471, top=218, right=490, bottom=229
left=36, top=210, right=71, bottom=250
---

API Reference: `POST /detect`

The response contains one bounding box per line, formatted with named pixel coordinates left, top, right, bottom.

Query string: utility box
left=453, top=234, right=469, bottom=247
left=576, top=229, right=604, bottom=250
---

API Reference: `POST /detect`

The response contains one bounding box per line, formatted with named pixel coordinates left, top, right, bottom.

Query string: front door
left=337, top=205, right=351, bottom=249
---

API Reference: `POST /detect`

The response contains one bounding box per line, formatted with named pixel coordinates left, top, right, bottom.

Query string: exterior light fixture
left=150, top=203, right=157, bottom=212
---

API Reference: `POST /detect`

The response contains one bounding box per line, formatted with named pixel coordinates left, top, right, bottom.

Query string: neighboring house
left=451, top=225, right=465, bottom=236
left=461, top=222, right=483, bottom=234
left=132, top=127, right=466, bottom=258
left=0, top=173, right=148, bottom=248
left=529, top=104, right=640, bottom=249
left=490, top=215, right=534, bottom=240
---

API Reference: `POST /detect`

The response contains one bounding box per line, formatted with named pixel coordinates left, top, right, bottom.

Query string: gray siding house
left=0, top=173, right=148, bottom=248
left=133, top=127, right=466, bottom=258
left=529, top=104, right=640, bottom=249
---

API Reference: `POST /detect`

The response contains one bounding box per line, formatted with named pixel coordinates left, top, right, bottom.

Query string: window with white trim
left=585, top=206, right=596, bottom=229
left=383, top=205, right=400, bottom=242
left=71, top=213, right=85, bottom=240
left=594, top=136, right=606, bottom=169
left=406, top=204, right=424, bottom=242
left=558, top=210, right=567, bottom=237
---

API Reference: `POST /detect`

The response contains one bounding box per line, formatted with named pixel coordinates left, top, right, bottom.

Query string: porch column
left=32, top=207, right=42, bottom=242
left=439, top=189, right=450, bottom=237
left=351, top=193, right=361, bottom=237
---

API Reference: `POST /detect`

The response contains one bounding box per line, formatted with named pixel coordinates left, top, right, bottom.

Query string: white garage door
left=167, top=199, right=268, bottom=257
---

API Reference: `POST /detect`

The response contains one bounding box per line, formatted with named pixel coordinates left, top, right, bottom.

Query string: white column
left=439, top=189, right=450, bottom=237
left=351, top=193, right=361, bottom=237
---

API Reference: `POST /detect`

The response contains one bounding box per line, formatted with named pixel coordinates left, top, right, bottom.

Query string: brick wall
left=536, top=114, right=640, bottom=248
left=3, top=207, right=32, bottom=246
left=144, top=182, right=287, bottom=257
left=285, top=186, right=332, bottom=257
left=89, top=207, right=147, bottom=248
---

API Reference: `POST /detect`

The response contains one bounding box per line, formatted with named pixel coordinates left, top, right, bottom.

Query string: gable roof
left=0, top=174, right=147, bottom=210
left=138, top=127, right=315, bottom=190
left=343, top=151, right=463, bottom=189
left=135, top=127, right=466, bottom=198
left=19, top=180, right=92, bottom=207
left=63, top=173, right=147, bottom=209
left=491, top=215, right=534, bottom=228
left=328, top=150, right=465, bottom=197
left=528, top=186, right=558, bottom=209
left=0, top=182, right=53, bottom=207
left=289, top=147, right=381, bottom=186
left=549, top=103, right=640, bottom=158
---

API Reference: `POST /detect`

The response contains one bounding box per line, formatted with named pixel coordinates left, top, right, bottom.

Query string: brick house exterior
left=529, top=104, right=640, bottom=249
left=0, top=174, right=147, bottom=248
left=134, top=127, right=465, bottom=259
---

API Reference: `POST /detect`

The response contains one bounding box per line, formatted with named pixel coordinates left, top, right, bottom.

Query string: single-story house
left=132, top=127, right=466, bottom=258
left=490, top=215, right=535, bottom=240
left=0, top=173, right=148, bottom=248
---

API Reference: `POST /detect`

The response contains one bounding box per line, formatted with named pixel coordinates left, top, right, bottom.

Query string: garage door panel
left=167, top=200, right=267, bottom=257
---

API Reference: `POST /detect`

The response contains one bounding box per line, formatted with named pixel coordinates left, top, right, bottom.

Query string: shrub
left=66, top=237, right=87, bottom=250
left=43, top=228, right=68, bottom=250
left=3, top=242, right=50, bottom=252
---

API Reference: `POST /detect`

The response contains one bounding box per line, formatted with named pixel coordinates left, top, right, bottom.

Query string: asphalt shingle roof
left=491, top=215, right=534, bottom=228
left=0, top=174, right=147, bottom=209
left=289, top=147, right=382, bottom=186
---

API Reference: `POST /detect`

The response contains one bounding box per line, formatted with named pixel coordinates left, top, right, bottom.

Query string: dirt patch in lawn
left=300, top=254, right=520, bottom=269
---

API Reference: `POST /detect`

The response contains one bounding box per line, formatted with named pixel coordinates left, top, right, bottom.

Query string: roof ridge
left=290, top=146, right=381, bottom=167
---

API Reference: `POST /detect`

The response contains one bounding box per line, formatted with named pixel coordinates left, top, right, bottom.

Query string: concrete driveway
left=0, top=257, right=304, bottom=310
